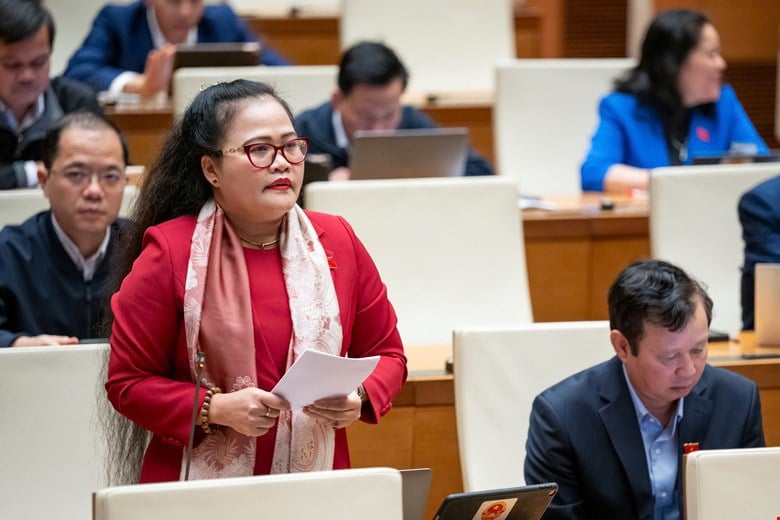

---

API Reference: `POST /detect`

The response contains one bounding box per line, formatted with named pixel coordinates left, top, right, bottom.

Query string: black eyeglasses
left=214, top=137, right=310, bottom=169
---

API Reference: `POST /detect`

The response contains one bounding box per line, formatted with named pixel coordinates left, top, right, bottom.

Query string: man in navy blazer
left=525, top=259, right=765, bottom=520
left=64, top=0, right=289, bottom=95
left=738, top=175, right=780, bottom=330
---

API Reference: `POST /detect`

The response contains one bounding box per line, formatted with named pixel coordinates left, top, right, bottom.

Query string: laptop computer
left=755, top=263, right=780, bottom=345
left=401, top=468, right=433, bottom=520
left=172, top=42, right=261, bottom=72
left=432, top=483, right=558, bottom=520
left=349, top=128, right=469, bottom=180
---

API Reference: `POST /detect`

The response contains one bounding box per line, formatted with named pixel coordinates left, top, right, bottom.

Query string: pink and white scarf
left=182, top=199, right=342, bottom=479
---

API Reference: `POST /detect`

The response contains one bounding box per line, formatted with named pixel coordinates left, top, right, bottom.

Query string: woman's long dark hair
left=100, top=79, right=294, bottom=484
left=615, top=9, right=710, bottom=129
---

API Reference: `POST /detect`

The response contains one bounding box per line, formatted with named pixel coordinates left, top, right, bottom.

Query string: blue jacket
left=581, top=85, right=768, bottom=191
left=294, top=101, right=494, bottom=177
left=64, top=1, right=290, bottom=92
left=525, top=356, right=765, bottom=520
left=0, top=212, right=126, bottom=347
left=738, top=175, right=780, bottom=330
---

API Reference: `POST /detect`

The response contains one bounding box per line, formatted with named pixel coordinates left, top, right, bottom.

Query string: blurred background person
left=0, top=110, right=128, bottom=347
left=738, top=174, right=780, bottom=330
left=0, top=0, right=101, bottom=189
left=104, top=79, right=406, bottom=483
left=64, top=0, right=290, bottom=96
left=295, top=41, right=493, bottom=180
left=581, top=9, right=767, bottom=193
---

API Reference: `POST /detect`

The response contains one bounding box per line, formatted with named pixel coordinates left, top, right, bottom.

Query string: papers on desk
left=519, top=195, right=558, bottom=211
left=271, top=349, right=379, bottom=410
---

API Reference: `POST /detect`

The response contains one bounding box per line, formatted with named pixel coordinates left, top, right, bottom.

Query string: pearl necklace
left=239, top=236, right=279, bottom=249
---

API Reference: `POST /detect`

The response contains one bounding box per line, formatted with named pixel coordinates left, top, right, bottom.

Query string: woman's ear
left=201, top=155, right=220, bottom=187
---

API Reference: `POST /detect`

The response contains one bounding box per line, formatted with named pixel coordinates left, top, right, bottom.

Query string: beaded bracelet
left=199, top=387, right=222, bottom=434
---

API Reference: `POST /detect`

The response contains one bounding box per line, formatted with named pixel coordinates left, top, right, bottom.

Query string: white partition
left=649, top=163, right=780, bottom=334
left=340, top=0, right=514, bottom=94
left=685, top=447, right=780, bottom=520
left=494, top=58, right=635, bottom=196
left=173, top=65, right=338, bottom=115
left=0, top=344, right=110, bottom=520
left=94, top=467, right=403, bottom=520
left=454, top=322, right=611, bottom=491
left=305, top=177, right=532, bottom=346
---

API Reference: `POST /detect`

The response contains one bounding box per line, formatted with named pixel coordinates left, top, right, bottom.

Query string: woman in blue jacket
left=581, top=9, right=767, bottom=193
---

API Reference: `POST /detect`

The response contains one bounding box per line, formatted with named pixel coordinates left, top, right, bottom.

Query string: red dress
left=107, top=211, right=407, bottom=482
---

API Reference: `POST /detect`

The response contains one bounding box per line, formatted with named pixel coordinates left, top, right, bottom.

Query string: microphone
left=184, top=351, right=206, bottom=481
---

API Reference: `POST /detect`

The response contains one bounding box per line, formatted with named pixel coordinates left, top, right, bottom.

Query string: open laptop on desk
left=172, top=42, right=261, bottom=72
left=433, top=483, right=557, bottom=520
left=349, top=128, right=468, bottom=180
left=755, top=263, right=780, bottom=345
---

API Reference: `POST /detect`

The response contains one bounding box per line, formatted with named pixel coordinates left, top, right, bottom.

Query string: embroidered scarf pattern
left=182, top=200, right=342, bottom=479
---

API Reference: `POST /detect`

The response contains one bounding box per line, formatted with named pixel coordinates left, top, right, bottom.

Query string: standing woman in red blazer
left=104, top=79, right=406, bottom=483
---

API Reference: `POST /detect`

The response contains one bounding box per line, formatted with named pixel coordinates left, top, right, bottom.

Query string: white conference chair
left=0, top=188, right=50, bottom=228
left=684, top=447, right=780, bottom=520
left=494, top=58, right=635, bottom=195
left=0, top=344, right=110, bottom=520
left=93, top=467, right=403, bottom=520
left=649, top=163, right=780, bottom=334
left=305, top=177, right=532, bottom=346
left=453, top=322, right=611, bottom=491
left=172, top=65, right=338, bottom=115
left=46, top=0, right=107, bottom=75
left=340, top=0, right=514, bottom=94
left=0, top=185, right=138, bottom=229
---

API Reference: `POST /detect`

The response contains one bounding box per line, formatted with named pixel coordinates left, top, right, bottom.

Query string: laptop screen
left=755, top=263, right=780, bottom=345
left=348, top=128, right=469, bottom=181
left=172, top=42, right=261, bottom=71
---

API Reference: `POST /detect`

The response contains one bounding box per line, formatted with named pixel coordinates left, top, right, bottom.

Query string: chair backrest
left=649, top=163, right=780, bottom=333
left=47, top=0, right=107, bottom=75
left=227, top=0, right=340, bottom=14
left=172, top=65, right=338, bottom=115
left=0, top=184, right=137, bottom=229
left=93, top=467, right=403, bottom=520
left=494, top=58, right=635, bottom=195
left=340, top=0, right=514, bottom=93
left=305, top=177, right=533, bottom=346
left=0, top=344, right=109, bottom=520
left=454, top=321, right=611, bottom=491
left=684, top=447, right=780, bottom=520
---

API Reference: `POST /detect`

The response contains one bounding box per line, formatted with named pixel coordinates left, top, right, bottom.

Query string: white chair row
left=172, top=57, right=635, bottom=197
left=0, top=184, right=138, bottom=229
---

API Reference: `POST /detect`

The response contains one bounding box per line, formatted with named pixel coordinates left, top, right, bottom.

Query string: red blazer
left=107, top=210, right=407, bottom=482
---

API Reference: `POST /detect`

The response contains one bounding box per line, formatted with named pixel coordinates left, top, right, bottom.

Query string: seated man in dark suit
left=0, top=111, right=128, bottom=347
left=525, top=259, right=765, bottom=520
left=294, top=41, right=493, bottom=180
left=738, top=175, right=780, bottom=330
left=64, top=0, right=290, bottom=96
left=0, top=0, right=101, bottom=190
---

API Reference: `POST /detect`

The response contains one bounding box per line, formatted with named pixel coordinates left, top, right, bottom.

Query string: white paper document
left=271, top=349, right=379, bottom=410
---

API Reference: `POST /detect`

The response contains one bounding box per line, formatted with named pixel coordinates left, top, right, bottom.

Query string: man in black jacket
left=0, top=111, right=128, bottom=347
left=0, top=0, right=101, bottom=190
